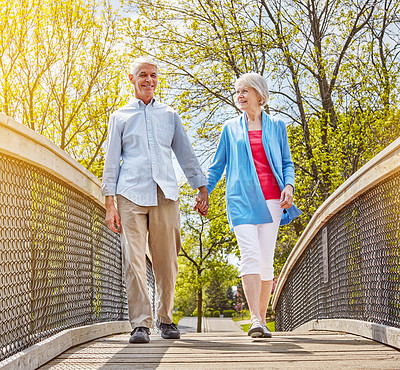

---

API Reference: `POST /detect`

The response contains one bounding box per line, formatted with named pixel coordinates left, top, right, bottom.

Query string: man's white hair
left=235, top=73, right=269, bottom=106
left=129, top=57, right=158, bottom=76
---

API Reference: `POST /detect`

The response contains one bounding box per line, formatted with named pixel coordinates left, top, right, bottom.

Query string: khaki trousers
left=117, top=188, right=181, bottom=329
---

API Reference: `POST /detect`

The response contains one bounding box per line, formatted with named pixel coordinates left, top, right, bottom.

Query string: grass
left=232, top=311, right=251, bottom=321
left=172, top=311, right=185, bottom=325
left=241, top=321, right=275, bottom=332
left=172, top=309, right=276, bottom=334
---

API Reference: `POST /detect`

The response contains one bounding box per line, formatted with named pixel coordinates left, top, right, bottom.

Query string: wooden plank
left=38, top=332, right=400, bottom=370
left=39, top=358, right=400, bottom=370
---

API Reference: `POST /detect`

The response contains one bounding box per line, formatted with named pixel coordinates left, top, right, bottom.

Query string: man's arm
left=102, top=114, right=123, bottom=233
left=170, top=113, right=209, bottom=215
left=171, top=113, right=208, bottom=190
left=101, top=115, right=122, bottom=197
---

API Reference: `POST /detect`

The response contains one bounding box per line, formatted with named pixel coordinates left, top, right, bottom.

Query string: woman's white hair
left=129, top=57, right=158, bottom=76
left=235, top=73, right=269, bottom=106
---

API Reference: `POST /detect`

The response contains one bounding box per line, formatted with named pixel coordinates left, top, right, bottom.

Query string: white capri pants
left=233, top=200, right=283, bottom=281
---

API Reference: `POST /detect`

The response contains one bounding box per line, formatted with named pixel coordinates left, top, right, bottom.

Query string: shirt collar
left=128, top=97, right=157, bottom=108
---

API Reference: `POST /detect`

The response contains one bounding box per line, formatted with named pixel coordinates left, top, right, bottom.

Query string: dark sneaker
left=129, top=327, right=150, bottom=343
left=262, top=323, right=272, bottom=338
left=248, top=319, right=264, bottom=338
left=157, top=321, right=181, bottom=339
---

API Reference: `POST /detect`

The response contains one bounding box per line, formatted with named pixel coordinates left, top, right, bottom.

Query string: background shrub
left=223, top=310, right=236, bottom=317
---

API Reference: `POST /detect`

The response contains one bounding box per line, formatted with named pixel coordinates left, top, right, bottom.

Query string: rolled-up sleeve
left=101, top=114, right=122, bottom=196
left=171, top=113, right=207, bottom=190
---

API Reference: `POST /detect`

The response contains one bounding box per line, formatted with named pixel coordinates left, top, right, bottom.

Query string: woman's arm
left=193, top=128, right=227, bottom=216
left=280, top=121, right=295, bottom=190
left=279, top=121, right=295, bottom=209
left=206, top=126, right=228, bottom=194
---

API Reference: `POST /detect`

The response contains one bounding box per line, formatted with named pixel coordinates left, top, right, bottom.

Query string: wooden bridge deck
left=38, top=331, right=400, bottom=369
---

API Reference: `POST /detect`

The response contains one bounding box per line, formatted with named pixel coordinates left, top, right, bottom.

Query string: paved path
left=178, top=317, right=244, bottom=333
left=39, top=331, right=400, bottom=369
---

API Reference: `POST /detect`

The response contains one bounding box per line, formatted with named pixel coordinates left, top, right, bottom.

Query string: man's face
left=129, top=63, right=158, bottom=103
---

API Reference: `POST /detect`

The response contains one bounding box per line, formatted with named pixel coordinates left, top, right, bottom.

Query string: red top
left=248, top=130, right=281, bottom=200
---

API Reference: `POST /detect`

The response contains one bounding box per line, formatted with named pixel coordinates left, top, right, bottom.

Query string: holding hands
left=193, top=185, right=209, bottom=216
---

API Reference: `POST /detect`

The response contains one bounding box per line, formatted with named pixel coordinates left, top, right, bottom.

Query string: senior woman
left=203, top=73, right=302, bottom=338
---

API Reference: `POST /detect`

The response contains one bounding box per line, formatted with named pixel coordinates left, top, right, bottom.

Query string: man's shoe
left=129, top=327, right=150, bottom=343
left=262, top=323, right=272, bottom=338
left=248, top=319, right=264, bottom=338
left=157, top=321, right=181, bottom=339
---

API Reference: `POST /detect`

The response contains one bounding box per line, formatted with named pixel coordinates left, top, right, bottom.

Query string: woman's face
left=235, top=84, right=261, bottom=112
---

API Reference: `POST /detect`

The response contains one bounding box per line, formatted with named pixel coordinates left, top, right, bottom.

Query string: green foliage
left=241, top=321, right=275, bottom=333
left=123, top=0, right=400, bottom=267
left=0, top=0, right=133, bottom=178
left=267, top=321, right=275, bottom=332
left=212, top=311, right=220, bottom=318
left=174, top=181, right=240, bottom=324
left=232, top=310, right=251, bottom=322
left=174, top=262, right=199, bottom=316
left=3, top=0, right=399, bottom=299
left=172, top=311, right=185, bottom=325
left=222, top=310, right=236, bottom=318
left=204, top=280, right=232, bottom=313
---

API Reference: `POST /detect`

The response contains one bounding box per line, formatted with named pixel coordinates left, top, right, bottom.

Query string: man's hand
left=105, top=196, right=121, bottom=233
left=280, top=184, right=294, bottom=209
left=193, top=186, right=209, bottom=216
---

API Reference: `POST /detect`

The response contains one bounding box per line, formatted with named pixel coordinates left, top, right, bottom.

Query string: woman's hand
left=280, top=184, right=294, bottom=209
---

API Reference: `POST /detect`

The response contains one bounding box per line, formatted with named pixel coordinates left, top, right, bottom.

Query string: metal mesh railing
left=275, top=170, right=400, bottom=331
left=0, top=152, right=155, bottom=361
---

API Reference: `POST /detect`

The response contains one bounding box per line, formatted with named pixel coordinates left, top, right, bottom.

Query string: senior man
left=101, top=57, right=208, bottom=344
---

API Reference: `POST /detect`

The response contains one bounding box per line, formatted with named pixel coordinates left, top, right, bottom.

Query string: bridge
left=0, top=113, right=399, bottom=369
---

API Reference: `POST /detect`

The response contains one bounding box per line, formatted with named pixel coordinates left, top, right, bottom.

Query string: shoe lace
left=250, top=319, right=262, bottom=328
left=132, top=326, right=150, bottom=335
left=160, top=322, right=178, bottom=330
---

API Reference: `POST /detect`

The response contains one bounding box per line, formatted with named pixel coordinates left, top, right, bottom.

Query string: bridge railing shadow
left=272, top=136, right=400, bottom=348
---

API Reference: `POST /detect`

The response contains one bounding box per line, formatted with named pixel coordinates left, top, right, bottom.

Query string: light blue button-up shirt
left=101, top=97, right=207, bottom=206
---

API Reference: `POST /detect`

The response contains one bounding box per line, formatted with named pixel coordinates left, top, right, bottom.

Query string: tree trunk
left=197, top=288, right=202, bottom=333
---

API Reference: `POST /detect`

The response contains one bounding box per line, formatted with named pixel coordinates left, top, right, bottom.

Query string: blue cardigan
left=206, top=111, right=302, bottom=229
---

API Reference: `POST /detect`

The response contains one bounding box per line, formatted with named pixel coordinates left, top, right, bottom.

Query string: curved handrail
left=0, top=113, right=103, bottom=206
left=272, top=136, right=400, bottom=309
left=0, top=113, right=133, bottom=365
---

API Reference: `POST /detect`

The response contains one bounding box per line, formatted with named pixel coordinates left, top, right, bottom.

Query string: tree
left=204, top=280, right=231, bottom=314
left=0, top=0, right=131, bottom=178
left=123, top=0, right=400, bottom=251
left=176, top=180, right=239, bottom=332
